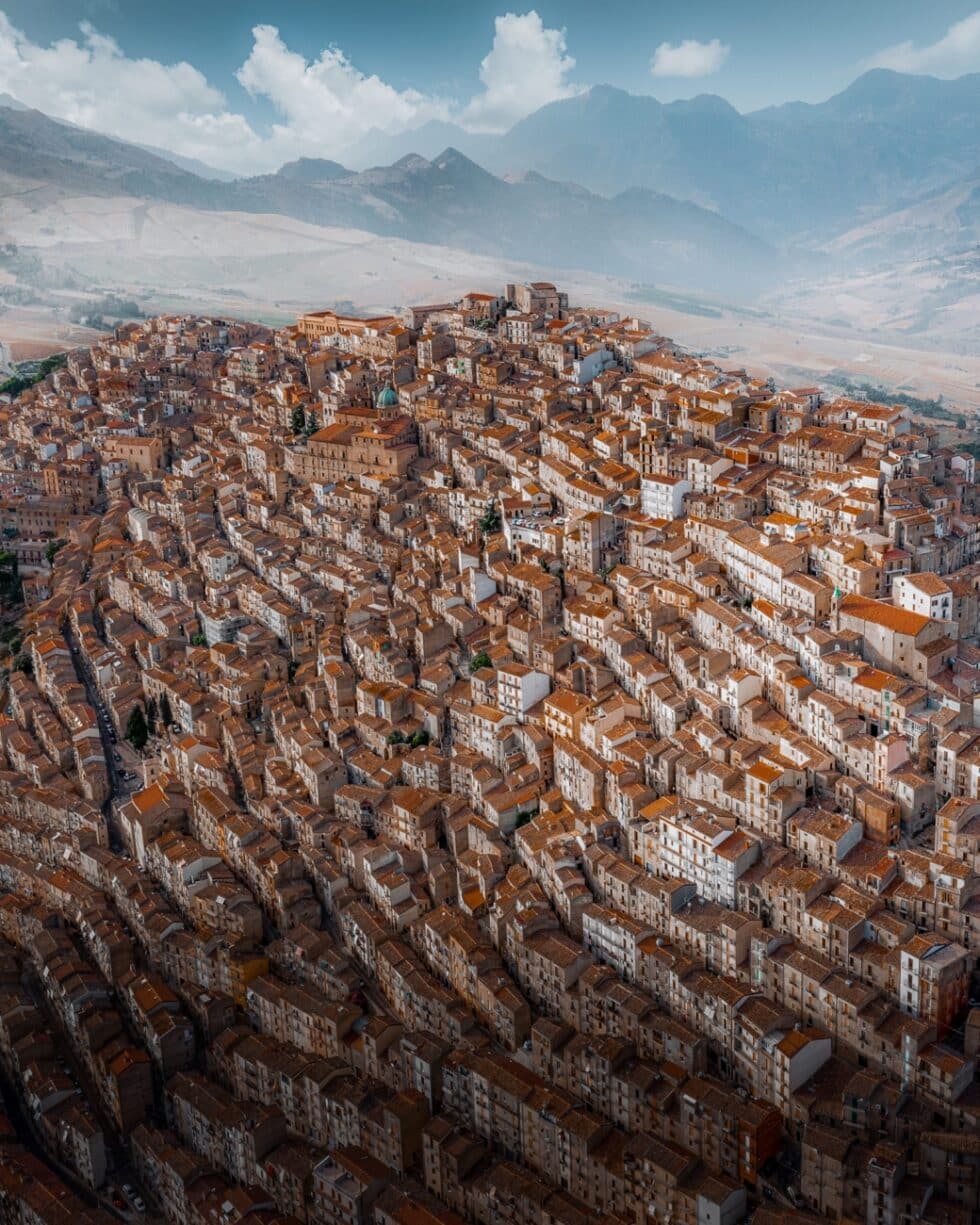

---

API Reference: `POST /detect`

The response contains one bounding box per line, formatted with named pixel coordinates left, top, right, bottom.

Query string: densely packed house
left=0, top=283, right=979, bottom=1225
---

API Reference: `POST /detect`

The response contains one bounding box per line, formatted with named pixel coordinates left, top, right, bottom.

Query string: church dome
left=376, top=381, right=399, bottom=409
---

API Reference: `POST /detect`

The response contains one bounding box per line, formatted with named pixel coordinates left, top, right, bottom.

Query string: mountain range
left=0, top=104, right=776, bottom=293
left=349, top=69, right=980, bottom=244
left=0, top=68, right=978, bottom=328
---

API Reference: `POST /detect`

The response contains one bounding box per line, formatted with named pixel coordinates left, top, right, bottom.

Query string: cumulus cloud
left=650, top=37, right=730, bottom=78
left=0, top=9, right=579, bottom=173
left=461, top=11, right=579, bottom=132
left=236, top=24, right=450, bottom=154
left=0, top=12, right=266, bottom=172
left=863, top=10, right=980, bottom=76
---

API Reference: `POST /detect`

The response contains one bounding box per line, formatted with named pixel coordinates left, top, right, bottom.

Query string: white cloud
left=0, top=12, right=266, bottom=172
left=650, top=37, right=729, bottom=78
left=0, top=13, right=449, bottom=174
left=461, top=11, right=579, bottom=132
left=236, top=24, right=450, bottom=155
left=864, top=10, right=980, bottom=76
left=0, top=9, right=580, bottom=174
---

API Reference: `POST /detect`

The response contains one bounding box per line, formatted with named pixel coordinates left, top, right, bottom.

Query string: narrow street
left=0, top=1027, right=134, bottom=1222
left=65, top=621, right=134, bottom=847
left=46, top=621, right=161, bottom=1213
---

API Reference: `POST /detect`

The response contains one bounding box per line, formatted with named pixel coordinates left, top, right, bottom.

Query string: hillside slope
left=0, top=107, right=778, bottom=293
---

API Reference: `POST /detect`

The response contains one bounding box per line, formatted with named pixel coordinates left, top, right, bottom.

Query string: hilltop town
left=0, top=282, right=979, bottom=1225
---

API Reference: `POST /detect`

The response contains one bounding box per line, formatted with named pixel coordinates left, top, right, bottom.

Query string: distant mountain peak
left=275, top=156, right=349, bottom=183
left=390, top=152, right=431, bottom=171
left=820, top=65, right=980, bottom=117
left=666, top=92, right=740, bottom=118
left=430, top=147, right=496, bottom=182
left=585, top=84, right=631, bottom=100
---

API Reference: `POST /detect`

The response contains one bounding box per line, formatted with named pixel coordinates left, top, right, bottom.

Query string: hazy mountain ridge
left=133, top=144, right=240, bottom=183
left=4, top=70, right=978, bottom=272
left=348, top=70, right=980, bottom=243
left=0, top=106, right=230, bottom=206
left=0, top=107, right=777, bottom=293
left=0, top=72, right=978, bottom=354
left=822, top=167, right=980, bottom=277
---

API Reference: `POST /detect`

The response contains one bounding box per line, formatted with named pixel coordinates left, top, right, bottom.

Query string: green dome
left=376, top=381, right=399, bottom=409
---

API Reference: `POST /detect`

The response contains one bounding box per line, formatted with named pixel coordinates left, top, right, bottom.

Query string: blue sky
left=2, top=2, right=980, bottom=172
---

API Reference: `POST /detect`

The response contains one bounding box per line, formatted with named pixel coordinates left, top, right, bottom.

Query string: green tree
left=145, top=696, right=158, bottom=735
left=125, top=706, right=149, bottom=752
left=45, top=539, right=66, bottom=565
left=302, top=411, right=318, bottom=436
left=409, top=729, right=430, bottom=748
left=478, top=502, right=500, bottom=536
left=290, top=405, right=306, bottom=434
left=0, top=353, right=66, bottom=399
left=37, top=353, right=67, bottom=379
left=0, top=375, right=32, bottom=397
left=159, top=692, right=173, bottom=728
left=12, top=651, right=32, bottom=677
left=387, top=730, right=406, bottom=745
left=190, top=632, right=207, bottom=647
left=0, top=550, right=20, bottom=607
left=469, top=651, right=492, bottom=674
